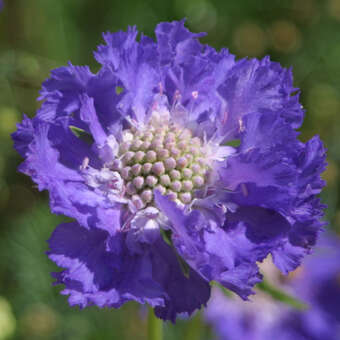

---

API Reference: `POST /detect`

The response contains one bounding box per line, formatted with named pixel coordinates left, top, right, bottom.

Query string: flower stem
left=147, top=306, right=163, bottom=340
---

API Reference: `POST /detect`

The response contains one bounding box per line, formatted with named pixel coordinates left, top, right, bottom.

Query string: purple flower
left=205, top=287, right=277, bottom=340
left=205, top=233, right=340, bottom=340
left=12, top=20, right=326, bottom=321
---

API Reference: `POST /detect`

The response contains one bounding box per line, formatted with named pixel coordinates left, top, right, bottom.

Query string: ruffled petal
left=38, top=63, right=122, bottom=133
left=155, top=192, right=262, bottom=299
left=217, top=57, right=304, bottom=140
left=19, top=123, right=83, bottom=190
left=205, top=233, right=340, bottom=340
left=38, top=63, right=94, bottom=122
left=155, top=20, right=236, bottom=140
left=155, top=19, right=206, bottom=66
left=151, top=238, right=210, bottom=322
left=48, top=221, right=210, bottom=321
left=11, top=114, right=34, bottom=157
left=219, top=113, right=327, bottom=273
left=48, top=222, right=164, bottom=308
left=94, top=27, right=160, bottom=123
left=17, top=121, right=121, bottom=233
left=79, top=94, right=107, bottom=146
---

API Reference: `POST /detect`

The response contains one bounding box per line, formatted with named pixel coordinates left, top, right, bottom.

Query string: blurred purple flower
left=12, top=20, right=326, bottom=321
left=205, top=233, right=340, bottom=339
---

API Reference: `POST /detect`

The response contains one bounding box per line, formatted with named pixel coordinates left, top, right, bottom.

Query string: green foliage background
left=0, top=0, right=339, bottom=339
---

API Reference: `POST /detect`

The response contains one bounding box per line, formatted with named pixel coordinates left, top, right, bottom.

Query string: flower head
left=12, top=20, right=326, bottom=321
left=205, top=233, right=340, bottom=340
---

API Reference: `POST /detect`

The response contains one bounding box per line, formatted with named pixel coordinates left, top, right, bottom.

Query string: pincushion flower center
left=113, top=113, right=211, bottom=209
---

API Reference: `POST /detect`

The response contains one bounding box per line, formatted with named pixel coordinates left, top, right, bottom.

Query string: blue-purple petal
left=48, top=221, right=210, bottom=321
left=155, top=192, right=262, bottom=299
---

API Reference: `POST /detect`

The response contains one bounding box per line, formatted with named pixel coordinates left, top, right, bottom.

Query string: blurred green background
left=0, top=0, right=339, bottom=339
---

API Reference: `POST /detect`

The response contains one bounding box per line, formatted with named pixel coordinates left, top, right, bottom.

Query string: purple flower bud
left=121, top=166, right=131, bottom=180
left=132, top=195, right=144, bottom=210
left=126, top=181, right=137, bottom=195
left=146, top=175, right=158, bottom=187
left=169, top=169, right=181, bottom=180
left=157, top=148, right=169, bottom=160
left=179, top=192, right=192, bottom=204
left=146, top=150, right=157, bottom=162
left=134, top=151, right=145, bottom=162
left=176, top=157, right=187, bottom=169
left=155, top=185, right=166, bottom=195
left=131, top=163, right=142, bottom=176
left=133, top=176, right=144, bottom=189
left=122, top=151, right=135, bottom=164
left=152, top=161, right=165, bottom=176
left=170, top=147, right=180, bottom=158
left=164, top=157, right=176, bottom=170
left=182, top=168, right=193, bottom=178
left=192, top=175, right=204, bottom=188
left=141, top=189, right=153, bottom=203
left=142, top=163, right=153, bottom=174
left=182, top=180, right=193, bottom=191
left=160, top=174, right=171, bottom=186
left=170, top=180, right=182, bottom=192
left=167, top=190, right=178, bottom=201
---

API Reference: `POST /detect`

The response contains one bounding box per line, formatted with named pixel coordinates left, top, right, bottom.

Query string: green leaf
left=212, top=281, right=232, bottom=297
left=147, top=306, right=163, bottom=340
left=256, top=279, right=308, bottom=310
left=160, top=229, right=191, bottom=278
left=160, top=228, right=172, bottom=246
left=174, top=251, right=191, bottom=279
left=115, top=86, right=124, bottom=95
left=69, top=125, right=94, bottom=145
left=213, top=280, right=307, bottom=310
left=223, top=139, right=240, bottom=147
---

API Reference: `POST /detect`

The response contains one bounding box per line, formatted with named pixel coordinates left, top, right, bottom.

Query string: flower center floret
left=113, top=113, right=210, bottom=210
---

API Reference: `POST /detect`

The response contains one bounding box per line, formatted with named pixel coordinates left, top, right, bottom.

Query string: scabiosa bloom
left=205, top=285, right=280, bottom=340
left=277, top=233, right=340, bottom=340
left=205, top=233, right=340, bottom=340
left=12, top=20, right=326, bottom=321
